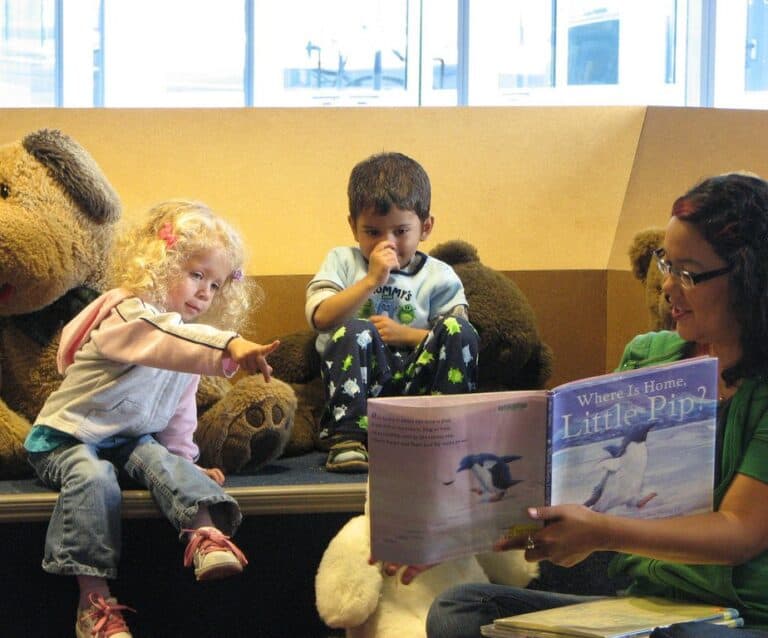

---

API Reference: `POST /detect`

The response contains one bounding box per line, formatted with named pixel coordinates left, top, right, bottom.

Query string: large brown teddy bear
left=269, top=239, right=553, bottom=455
left=628, top=228, right=673, bottom=331
left=0, top=129, right=295, bottom=478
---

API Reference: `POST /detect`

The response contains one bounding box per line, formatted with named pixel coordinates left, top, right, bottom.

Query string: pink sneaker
left=183, top=526, right=248, bottom=581
left=76, top=593, right=134, bottom=638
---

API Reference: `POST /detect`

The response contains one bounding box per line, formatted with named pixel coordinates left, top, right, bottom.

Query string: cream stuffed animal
left=315, top=491, right=538, bottom=638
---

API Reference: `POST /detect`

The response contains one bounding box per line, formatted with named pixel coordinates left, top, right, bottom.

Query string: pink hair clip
left=158, top=222, right=177, bottom=248
left=231, top=268, right=244, bottom=282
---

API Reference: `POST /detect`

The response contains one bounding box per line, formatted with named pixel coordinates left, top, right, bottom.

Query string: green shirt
left=608, top=331, right=768, bottom=628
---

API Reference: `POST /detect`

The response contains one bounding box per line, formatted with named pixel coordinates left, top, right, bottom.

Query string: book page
left=549, top=357, right=718, bottom=518
left=369, top=391, right=548, bottom=565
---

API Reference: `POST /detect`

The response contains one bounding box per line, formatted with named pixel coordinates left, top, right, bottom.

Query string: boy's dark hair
left=347, top=152, right=431, bottom=221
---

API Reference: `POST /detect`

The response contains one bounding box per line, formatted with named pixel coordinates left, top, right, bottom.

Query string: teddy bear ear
left=628, top=228, right=665, bottom=282
left=22, top=128, right=121, bottom=224
left=430, top=239, right=479, bottom=265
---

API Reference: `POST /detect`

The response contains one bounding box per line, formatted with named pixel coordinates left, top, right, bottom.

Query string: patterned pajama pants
left=319, top=316, right=479, bottom=445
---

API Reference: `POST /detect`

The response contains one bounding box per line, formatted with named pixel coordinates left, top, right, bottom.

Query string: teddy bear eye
left=0, top=183, right=9, bottom=199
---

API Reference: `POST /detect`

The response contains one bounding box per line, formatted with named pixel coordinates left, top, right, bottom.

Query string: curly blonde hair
left=109, top=200, right=262, bottom=331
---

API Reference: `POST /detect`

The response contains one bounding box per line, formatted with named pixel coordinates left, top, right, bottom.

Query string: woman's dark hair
left=672, top=172, right=768, bottom=384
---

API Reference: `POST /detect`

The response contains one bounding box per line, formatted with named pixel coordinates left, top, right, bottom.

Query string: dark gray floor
left=5, top=512, right=355, bottom=637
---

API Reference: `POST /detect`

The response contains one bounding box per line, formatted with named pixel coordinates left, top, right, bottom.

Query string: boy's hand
left=366, top=241, right=400, bottom=286
left=369, top=315, right=427, bottom=347
left=226, top=337, right=280, bottom=380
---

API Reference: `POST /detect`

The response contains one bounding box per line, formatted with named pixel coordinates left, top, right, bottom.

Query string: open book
left=368, top=356, right=718, bottom=565
left=479, top=596, right=741, bottom=637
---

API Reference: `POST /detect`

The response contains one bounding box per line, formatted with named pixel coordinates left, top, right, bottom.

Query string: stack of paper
left=480, top=596, right=742, bottom=637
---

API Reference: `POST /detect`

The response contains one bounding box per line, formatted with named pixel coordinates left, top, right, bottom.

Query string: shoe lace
left=83, top=593, right=134, bottom=637
left=182, top=527, right=248, bottom=568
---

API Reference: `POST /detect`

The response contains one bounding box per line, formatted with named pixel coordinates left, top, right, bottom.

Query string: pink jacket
left=36, top=289, right=239, bottom=461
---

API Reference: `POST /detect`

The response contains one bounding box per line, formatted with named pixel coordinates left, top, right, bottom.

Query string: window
left=714, top=0, right=768, bottom=108
left=0, top=0, right=765, bottom=109
left=466, top=0, right=683, bottom=106
left=746, top=0, right=768, bottom=91
left=420, top=0, right=459, bottom=106
left=0, top=0, right=57, bottom=107
left=251, top=0, right=416, bottom=106
left=567, top=7, right=620, bottom=85
left=466, top=0, right=554, bottom=105
left=102, top=0, right=245, bottom=107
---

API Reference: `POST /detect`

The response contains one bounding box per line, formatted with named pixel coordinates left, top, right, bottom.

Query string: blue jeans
left=28, top=434, right=241, bottom=579
left=426, top=584, right=600, bottom=638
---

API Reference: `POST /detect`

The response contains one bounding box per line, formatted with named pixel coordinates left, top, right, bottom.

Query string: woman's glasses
left=653, top=248, right=732, bottom=289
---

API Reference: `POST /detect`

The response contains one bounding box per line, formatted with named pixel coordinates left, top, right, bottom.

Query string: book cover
left=486, top=595, right=739, bottom=638
left=368, top=356, right=717, bottom=565
left=549, top=356, right=718, bottom=518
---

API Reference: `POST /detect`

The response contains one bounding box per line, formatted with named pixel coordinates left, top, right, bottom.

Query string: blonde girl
left=25, top=200, right=279, bottom=638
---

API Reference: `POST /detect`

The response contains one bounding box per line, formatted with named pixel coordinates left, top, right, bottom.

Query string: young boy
left=306, top=152, right=479, bottom=473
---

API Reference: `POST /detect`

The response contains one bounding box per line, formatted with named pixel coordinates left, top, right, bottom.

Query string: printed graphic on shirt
left=357, top=285, right=416, bottom=324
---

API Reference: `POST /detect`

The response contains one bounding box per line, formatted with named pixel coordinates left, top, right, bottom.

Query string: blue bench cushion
left=0, top=451, right=366, bottom=522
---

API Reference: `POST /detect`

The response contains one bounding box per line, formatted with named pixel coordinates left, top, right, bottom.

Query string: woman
left=422, top=173, right=768, bottom=637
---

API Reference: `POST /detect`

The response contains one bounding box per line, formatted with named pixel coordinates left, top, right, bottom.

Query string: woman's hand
left=497, top=505, right=606, bottom=567
left=371, top=557, right=437, bottom=585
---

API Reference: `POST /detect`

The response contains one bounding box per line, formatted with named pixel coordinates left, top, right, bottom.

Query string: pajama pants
left=318, top=316, right=479, bottom=445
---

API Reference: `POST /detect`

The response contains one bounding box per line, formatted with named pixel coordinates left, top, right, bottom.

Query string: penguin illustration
left=583, top=422, right=658, bottom=513
left=444, top=453, right=523, bottom=502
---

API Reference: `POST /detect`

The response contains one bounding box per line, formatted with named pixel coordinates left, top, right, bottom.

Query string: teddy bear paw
left=195, top=375, right=297, bottom=474
left=236, top=392, right=295, bottom=469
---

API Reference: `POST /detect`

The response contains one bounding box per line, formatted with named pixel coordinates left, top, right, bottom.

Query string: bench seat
left=0, top=450, right=367, bottom=523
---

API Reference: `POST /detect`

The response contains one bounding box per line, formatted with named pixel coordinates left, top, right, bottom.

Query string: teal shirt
left=608, top=331, right=768, bottom=628
left=24, top=425, right=78, bottom=452
left=25, top=425, right=130, bottom=452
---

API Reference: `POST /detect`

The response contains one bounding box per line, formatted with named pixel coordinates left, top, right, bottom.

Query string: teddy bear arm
left=315, top=514, right=384, bottom=628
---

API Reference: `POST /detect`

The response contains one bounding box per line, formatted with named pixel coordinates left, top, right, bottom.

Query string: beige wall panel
left=244, top=275, right=311, bottom=342
left=0, top=106, right=643, bottom=275
left=606, top=269, right=651, bottom=372
left=609, top=107, right=768, bottom=270
left=513, top=270, right=607, bottom=387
